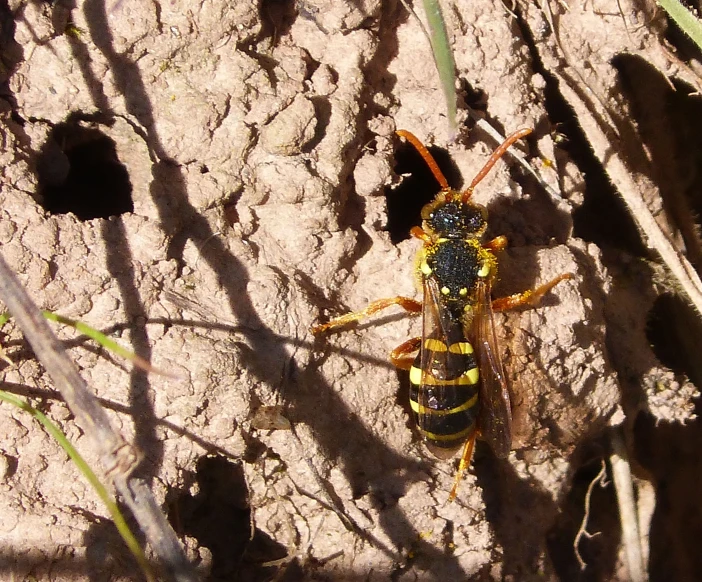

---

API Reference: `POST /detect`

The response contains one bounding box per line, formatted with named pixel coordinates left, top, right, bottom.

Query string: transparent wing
left=472, top=280, right=512, bottom=458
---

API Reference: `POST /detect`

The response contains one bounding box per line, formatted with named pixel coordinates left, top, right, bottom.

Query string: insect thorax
left=417, top=190, right=496, bottom=307
left=418, top=238, right=496, bottom=308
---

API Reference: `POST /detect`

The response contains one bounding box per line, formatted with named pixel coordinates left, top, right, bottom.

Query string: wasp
left=312, top=129, right=573, bottom=500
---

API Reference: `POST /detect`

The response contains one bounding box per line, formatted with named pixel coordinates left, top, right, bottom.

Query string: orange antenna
left=462, top=128, right=532, bottom=201
left=396, top=130, right=449, bottom=190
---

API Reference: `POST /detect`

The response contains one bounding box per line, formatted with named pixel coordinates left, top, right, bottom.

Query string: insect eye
left=465, top=209, right=482, bottom=228
left=427, top=203, right=459, bottom=234
left=462, top=204, right=488, bottom=233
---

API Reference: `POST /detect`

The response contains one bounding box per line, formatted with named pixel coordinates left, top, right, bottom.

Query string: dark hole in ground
left=259, top=0, right=298, bottom=44
left=36, top=114, right=133, bottom=220
left=168, top=455, right=286, bottom=581
left=667, top=77, right=702, bottom=223
left=561, top=119, right=644, bottom=256
left=459, top=78, right=489, bottom=119
left=626, top=256, right=702, bottom=582
left=386, top=137, right=461, bottom=244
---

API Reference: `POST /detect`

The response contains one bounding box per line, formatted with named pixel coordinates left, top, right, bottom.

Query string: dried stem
left=611, top=429, right=647, bottom=582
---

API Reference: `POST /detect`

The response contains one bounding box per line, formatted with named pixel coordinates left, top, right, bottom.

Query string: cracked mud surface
left=1, top=0, right=702, bottom=580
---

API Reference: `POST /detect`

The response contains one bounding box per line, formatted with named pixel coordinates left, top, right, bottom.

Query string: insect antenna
left=462, top=128, right=533, bottom=202
left=396, top=130, right=449, bottom=189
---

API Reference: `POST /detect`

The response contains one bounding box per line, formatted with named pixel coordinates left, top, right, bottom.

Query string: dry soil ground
left=1, top=0, right=702, bottom=580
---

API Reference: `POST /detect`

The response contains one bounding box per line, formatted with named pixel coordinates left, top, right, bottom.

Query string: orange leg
left=390, top=337, right=422, bottom=370
left=484, top=235, right=508, bottom=253
left=448, top=432, right=477, bottom=502
left=410, top=226, right=432, bottom=243
left=311, top=296, right=422, bottom=335
left=491, top=273, right=573, bottom=312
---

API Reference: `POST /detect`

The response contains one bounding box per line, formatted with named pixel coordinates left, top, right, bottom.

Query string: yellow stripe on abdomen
left=418, top=422, right=475, bottom=442
left=410, top=392, right=478, bottom=416
left=409, top=365, right=479, bottom=386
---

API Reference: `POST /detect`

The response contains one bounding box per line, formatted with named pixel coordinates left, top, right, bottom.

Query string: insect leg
left=390, top=337, right=421, bottom=370
left=311, top=297, right=422, bottom=334
left=448, top=432, right=477, bottom=502
left=410, top=226, right=432, bottom=243
left=491, top=273, right=573, bottom=312
left=483, top=235, right=508, bottom=252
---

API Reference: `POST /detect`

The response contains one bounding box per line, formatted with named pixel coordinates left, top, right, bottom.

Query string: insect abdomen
left=409, top=337, right=480, bottom=450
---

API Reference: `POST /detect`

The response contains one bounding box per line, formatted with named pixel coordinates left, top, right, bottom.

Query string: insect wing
left=473, top=280, right=512, bottom=458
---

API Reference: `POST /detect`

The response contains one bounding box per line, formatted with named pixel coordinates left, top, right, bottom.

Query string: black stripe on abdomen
left=409, top=383, right=479, bottom=445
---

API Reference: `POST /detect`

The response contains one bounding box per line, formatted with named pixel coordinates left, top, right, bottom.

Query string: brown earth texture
left=2, top=0, right=702, bottom=580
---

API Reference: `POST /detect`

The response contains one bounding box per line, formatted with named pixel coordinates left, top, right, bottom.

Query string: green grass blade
left=657, top=0, right=702, bottom=50
left=422, top=0, right=458, bottom=135
left=41, top=311, right=180, bottom=378
left=0, top=390, right=155, bottom=581
left=5, top=309, right=177, bottom=377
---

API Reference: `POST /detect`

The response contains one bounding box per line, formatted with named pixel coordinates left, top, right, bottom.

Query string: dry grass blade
left=554, top=75, right=702, bottom=315
left=611, top=430, right=647, bottom=582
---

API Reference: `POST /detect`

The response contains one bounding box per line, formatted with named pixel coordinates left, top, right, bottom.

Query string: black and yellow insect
left=312, top=129, right=572, bottom=500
